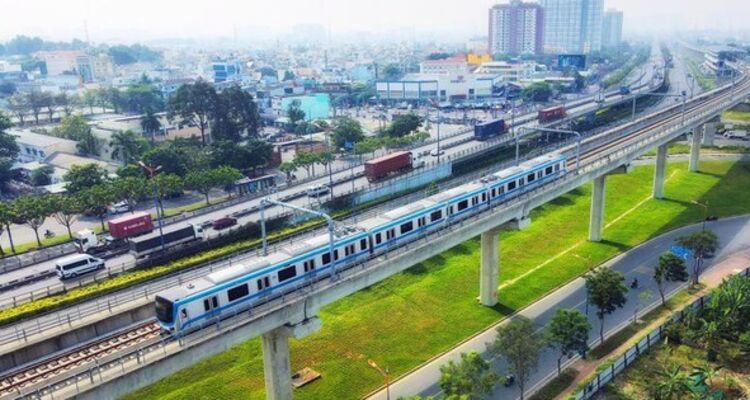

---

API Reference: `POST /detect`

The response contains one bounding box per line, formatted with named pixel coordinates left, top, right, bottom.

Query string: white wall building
left=376, top=73, right=501, bottom=102
left=540, top=0, right=604, bottom=54
left=474, top=62, right=541, bottom=82
left=419, top=57, right=470, bottom=75
left=11, top=130, right=78, bottom=163
left=488, top=1, right=544, bottom=55
left=602, top=9, right=623, bottom=48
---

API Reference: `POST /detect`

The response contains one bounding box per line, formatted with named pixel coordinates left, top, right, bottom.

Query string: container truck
left=364, top=151, right=422, bottom=182
left=474, top=119, right=507, bottom=140
left=74, top=212, right=154, bottom=258
left=538, top=105, right=566, bottom=123
left=129, top=223, right=205, bottom=258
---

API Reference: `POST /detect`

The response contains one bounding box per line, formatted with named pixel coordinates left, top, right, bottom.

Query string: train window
left=518, top=178, right=525, bottom=186
left=401, top=221, right=413, bottom=234
left=344, top=246, right=350, bottom=256
left=322, top=252, right=331, bottom=265
left=386, top=229, right=396, bottom=240
left=304, top=260, right=316, bottom=272
left=457, top=200, right=468, bottom=211
left=334, top=249, right=340, bottom=260
left=350, top=244, right=355, bottom=254
left=527, top=173, right=536, bottom=183
left=491, top=188, right=496, bottom=197
left=472, top=197, right=478, bottom=206
left=256, top=276, right=271, bottom=291
left=508, top=181, right=517, bottom=191
left=482, top=193, right=487, bottom=202
left=155, top=296, right=174, bottom=323
left=278, top=266, right=297, bottom=282
left=203, top=299, right=210, bottom=311
left=418, top=217, right=426, bottom=227
left=228, top=284, right=249, bottom=302
left=555, top=164, right=561, bottom=171
left=448, top=206, right=454, bottom=215
left=212, top=296, right=218, bottom=309
left=375, top=233, right=382, bottom=245
left=430, top=210, right=443, bottom=221
left=545, top=166, right=553, bottom=175
left=360, top=239, right=368, bottom=250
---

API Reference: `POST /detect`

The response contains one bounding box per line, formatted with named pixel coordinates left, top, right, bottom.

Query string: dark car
left=212, top=217, right=238, bottom=230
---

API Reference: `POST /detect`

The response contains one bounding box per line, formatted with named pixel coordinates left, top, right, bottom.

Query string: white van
left=55, top=254, right=105, bottom=279
left=306, top=184, right=330, bottom=197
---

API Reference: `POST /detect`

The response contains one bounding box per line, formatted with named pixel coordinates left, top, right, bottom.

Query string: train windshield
left=155, top=296, right=174, bottom=323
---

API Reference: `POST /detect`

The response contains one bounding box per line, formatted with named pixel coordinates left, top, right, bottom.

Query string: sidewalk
left=554, top=250, right=750, bottom=400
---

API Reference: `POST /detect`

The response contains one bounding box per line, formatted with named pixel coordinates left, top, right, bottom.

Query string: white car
left=430, top=148, right=445, bottom=157
left=108, top=201, right=131, bottom=214
left=306, top=184, right=330, bottom=197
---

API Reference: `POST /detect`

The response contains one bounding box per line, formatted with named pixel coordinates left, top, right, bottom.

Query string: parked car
left=212, top=217, right=238, bottom=230
left=307, top=184, right=330, bottom=197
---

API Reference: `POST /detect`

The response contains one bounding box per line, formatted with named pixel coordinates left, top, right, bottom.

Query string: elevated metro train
left=155, top=153, right=568, bottom=333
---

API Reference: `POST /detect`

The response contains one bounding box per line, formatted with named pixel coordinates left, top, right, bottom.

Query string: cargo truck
left=129, top=223, right=205, bottom=258
left=364, top=151, right=423, bottom=182
left=74, top=212, right=154, bottom=258
left=474, top=119, right=507, bottom=140
left=538, top=105, right=566, bottom=123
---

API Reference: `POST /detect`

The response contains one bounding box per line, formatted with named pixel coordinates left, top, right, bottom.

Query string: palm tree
left=141, top=110, right=162, bottom=143
left=110, top=130, right=147, bottom=164
left=653, top=365, right=692, bottom=400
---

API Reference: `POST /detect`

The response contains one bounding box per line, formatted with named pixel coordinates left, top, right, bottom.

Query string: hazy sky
left=0, top=0, right=747, bottom=43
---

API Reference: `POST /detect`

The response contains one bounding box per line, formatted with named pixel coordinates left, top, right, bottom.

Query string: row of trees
left=0, top=162, right=244, bottom=254
left=0, top=112, right=20, bottom=192
left=414, top=229, right=719, bottom=400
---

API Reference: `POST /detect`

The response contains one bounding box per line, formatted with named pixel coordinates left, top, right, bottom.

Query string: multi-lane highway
left=0, top=55, right=665, bottom=305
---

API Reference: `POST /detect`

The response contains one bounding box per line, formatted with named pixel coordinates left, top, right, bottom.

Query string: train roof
left=358, top=216, right=389, bottom=231
left=382, top=199, right=436, bottom=221
left=156, top=278, right=213, bottom=302
left=205, top=256, right=282, bottom=285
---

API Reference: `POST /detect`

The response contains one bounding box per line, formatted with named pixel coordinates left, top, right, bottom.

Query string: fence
left=572, top=266, right=750, bottom=400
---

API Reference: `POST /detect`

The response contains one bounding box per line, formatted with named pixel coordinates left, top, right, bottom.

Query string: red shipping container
left=365, top=151, right=412, bottom=182
left=108, top=212, right=154, bottom=239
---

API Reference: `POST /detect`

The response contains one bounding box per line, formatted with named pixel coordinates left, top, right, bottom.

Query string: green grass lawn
left=125, top=161, right=750, bottom=400
left=722, top=110, right=750, bottom=124
left=641, top=142, right=750, bottom=157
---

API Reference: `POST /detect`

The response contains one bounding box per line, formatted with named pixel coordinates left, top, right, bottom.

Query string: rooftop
left=12, top=130, right=77, bottom=148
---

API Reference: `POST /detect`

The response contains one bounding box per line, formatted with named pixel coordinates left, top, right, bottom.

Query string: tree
left=488, top=317, right=545, bottom=400
left=185, top=169, right=218, bottom=205
left=330, top=116, right=364, bottom=149
left=51, top=195, right=83, bottom=238
left=244, top=139, right=273, bottom=172
left=82, top=89, right=98, bottom=114
left=654, top=252, right=689, bottom=305
left=64, top=163, right=109, bottom=193
left=112, top=176, right=149, bottom=213
left=279, top=162, right=296, bottom=181
left=381, top=63, right=403, bottom=80
left=56, top=93, right=79, bottom=117
left=81, top=185, right=115, bottom=231
left=142, top=147, right=187, bottom=177
left=141, top=110, right=162, bottom=141
left=43, top=91, right=58, bottom=122
left=167, top=80, right=218, bottom=145
left=293, top=151, right=317, bottom=177
left=0, top=112, right=19, bottom=191
left=546, top=308, right=591, bottom=375
left=211, top=85, right=260, bottom=141
left=0, top=202, right=16, bottom=255
left=585, top=268, right=629, bottom=344
left=13, top=195, right=53, bottom=247
left=54, top=114, right=101, bottom=156
left=7, top=94, right=28, bottom=125
left=213, top=166, right=244, bottom=198
left=677, top=230, right=719, bottom=285
left=25, top=91, right=46, bottom=124
left=110, top=130, right=150, bottom=164
left=438, top=351, right=498, bottom=400
left=286, top=103, right=306, bottom=133
left=384, top=114, right=423, bottom=137
left=30, top=165, right=54, bottom=186
left=152, top=173, right=183, bottom=215
left=522, top=82, right=552, bottom=102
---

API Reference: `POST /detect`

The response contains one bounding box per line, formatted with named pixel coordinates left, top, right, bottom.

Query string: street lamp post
left=629, top=91, right=688, bottom=123
left=138, top=161, right=165, bottom=252
left=693, top=200, right=709, bottom=232
left=368, top=359, right=390, bottom=400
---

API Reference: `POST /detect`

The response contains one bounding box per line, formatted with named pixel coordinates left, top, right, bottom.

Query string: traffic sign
left=670, top=245, right=693, bottom=260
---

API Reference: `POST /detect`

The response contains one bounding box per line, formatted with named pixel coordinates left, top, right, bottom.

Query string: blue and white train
left=155, top=153, right=568, bottom=333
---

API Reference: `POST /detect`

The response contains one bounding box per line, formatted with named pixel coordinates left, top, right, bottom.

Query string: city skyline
left=0, top=0, right=748, bottom=43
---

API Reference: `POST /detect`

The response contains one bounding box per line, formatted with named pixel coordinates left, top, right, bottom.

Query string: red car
left=212, top=217, right=238, bottom=230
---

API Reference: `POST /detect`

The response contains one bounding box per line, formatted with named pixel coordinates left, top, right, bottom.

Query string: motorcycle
left=630, top=278, right=639, bottom=289
left=44, top=229, right=55, bottom=239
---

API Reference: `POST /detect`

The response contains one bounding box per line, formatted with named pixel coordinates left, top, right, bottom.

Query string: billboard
left=557, top=54, right=587, bottom=70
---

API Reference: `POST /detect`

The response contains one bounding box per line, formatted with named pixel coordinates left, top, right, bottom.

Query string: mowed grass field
left=125, top=161, right=750, bottom=400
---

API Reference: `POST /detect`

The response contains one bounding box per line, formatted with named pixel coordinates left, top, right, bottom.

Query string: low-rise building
left=11, top=130, right=78, bottom=163
left=419, top=57, right=470, bottom=74
left=474, top=61, right=542, bottom=82
left=376, top=73, right=501, bottom=103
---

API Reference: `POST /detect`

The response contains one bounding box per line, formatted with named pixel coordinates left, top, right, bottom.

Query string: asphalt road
left=368, top=215, right=750, bottom=400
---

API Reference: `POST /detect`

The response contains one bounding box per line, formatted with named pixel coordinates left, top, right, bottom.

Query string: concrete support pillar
left=653, top=143, right=668, bottom=199
left=479, top=228, right=500, bottom=307
left=262, top=327, right=293, bottom=400
left=702, top=123, right=716, bottom=147
left=689, top=129, right=701, bottom=172
left=589, top=175, right=607, bottom=242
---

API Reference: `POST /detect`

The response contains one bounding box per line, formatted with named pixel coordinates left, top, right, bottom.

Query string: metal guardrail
left=572, top=266, right=750, bottom=400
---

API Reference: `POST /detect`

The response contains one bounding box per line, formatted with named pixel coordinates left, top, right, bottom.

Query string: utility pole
left=138, top=161, right=166, bottom=252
